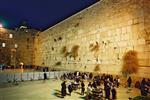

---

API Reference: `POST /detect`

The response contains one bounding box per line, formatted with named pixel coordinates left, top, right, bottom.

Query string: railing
left=0, top=71, right=71, bottom=83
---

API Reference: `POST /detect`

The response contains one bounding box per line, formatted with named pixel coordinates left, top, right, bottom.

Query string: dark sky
left=0, top=0, right=98, bottom=31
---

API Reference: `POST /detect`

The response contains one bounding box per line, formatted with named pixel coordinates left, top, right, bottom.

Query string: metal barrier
left=0, top=71, right=71, bottom=83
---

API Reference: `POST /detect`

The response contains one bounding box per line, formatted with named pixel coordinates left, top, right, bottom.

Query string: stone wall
left=34, top=0, right=150, bottom=77
left=13, top=28, right=38, bottom=66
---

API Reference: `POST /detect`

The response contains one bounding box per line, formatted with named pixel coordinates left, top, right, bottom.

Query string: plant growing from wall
left=90, top=41, right=99, bottom=52
left=55, top=61, right=61, bottom=66
left=89, top=43, right=94, bottom=48
left=61, top=46, right=67, bottom=54
left=89, top=41, right=100, bottom=59
left=122, top=50, right=139, bottom=76
left=64, top=52, right=70, bottom=58
left=61, top=46, right=70, bottom=58
left=93, top=64, right=101, bottom=75
left=71, top=45, right=80, bottom=60
left=94, top=64, right=100, bottom=72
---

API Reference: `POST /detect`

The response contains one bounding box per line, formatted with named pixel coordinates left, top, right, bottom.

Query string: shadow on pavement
left=53, top=89, right=63, bottom=98
left=79, top=96, right=86, bottom=100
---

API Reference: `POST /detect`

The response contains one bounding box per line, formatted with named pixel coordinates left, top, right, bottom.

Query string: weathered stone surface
left=34, top=0, right=150, bottom=77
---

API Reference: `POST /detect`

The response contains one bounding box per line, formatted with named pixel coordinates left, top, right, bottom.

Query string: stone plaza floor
left=0, top=79, right=141, bottom=100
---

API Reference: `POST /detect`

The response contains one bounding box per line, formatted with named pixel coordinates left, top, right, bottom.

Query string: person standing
left=61, top=81, right=67, bottom=98
left=116, top=76, right=120, bottom=88
left=127, top=76, right=132, bottom=87
left=104, top=79, right=111, bottom=100
left=68, top=82, right=73, bottom=96
left=86, top=84, right=92, bottom=100
left=111, top=82, right=117, bottom=100
left=44, top=72, right=47, bottom=80
left=89, top=73, right=93, bottom=80
left=81, top=81, right=85, bottom=95
left=140, top=78, right=148, bottom=96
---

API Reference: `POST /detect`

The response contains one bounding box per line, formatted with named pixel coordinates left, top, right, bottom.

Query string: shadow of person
left=53, top=89, right=63, bottom=98
left=54, top=89, right=61, bottom=92
left=53, top=92, right=64, bottom=98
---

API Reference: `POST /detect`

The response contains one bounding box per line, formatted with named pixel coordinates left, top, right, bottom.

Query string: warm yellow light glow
left=9, top=34, right=13, bottom=38
left=2, top=43, right=6, bottom=47
left=0, top=27, right=7, bottom=33
left=15, top=44, right=18, bottom=48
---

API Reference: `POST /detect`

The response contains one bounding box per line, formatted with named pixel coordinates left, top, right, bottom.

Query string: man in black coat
left=44, top=72, right=47, bottom=80
left=127, top=77, right=132, bottom=87
left=61, top=81, right=67, bottom=98
left=104, top=79, right=111, bottom=100
left=81, top=81, right=85, bottom=95
left=68, top=82, right=73, bottom=96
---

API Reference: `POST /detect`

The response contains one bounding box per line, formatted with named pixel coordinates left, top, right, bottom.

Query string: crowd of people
left=138, top=78, right=150, bottom=97
left=60, top=71, right=150, bottom=99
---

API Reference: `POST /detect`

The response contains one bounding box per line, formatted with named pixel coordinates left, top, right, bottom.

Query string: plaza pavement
left=0, top=79, right=140, bottom=100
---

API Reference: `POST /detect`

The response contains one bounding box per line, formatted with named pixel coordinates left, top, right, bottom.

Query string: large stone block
left=34, top=0, right=150, bottom=77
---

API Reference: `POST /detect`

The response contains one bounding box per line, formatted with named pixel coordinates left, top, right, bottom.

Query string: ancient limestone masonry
left=14, top=29, right=36, bottom=66
left=34, top=0, right=150, bottom=77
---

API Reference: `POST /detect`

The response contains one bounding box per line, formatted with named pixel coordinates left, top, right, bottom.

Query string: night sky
left=0, top=0, right=98, bottom=31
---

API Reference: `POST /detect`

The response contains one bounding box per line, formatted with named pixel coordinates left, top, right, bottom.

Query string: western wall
left=34, top=0, right=150, bottom=77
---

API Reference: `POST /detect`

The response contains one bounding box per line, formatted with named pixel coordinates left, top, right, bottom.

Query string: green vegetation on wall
left=71, top=45, right=80, bottom=60
left=122, top=50, right=139, bottom=76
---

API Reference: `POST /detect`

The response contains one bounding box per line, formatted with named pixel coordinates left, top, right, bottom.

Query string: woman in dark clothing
left=140, top=78, right=148, bottom=96
left=81, top=81, right=85, bottom=95
left=104, top=80, right=111, bottom=100
left=61, top=81, right=66, bottom=97
left=111, top=82, right=117, bottom=100
left=89, top=73, right=93, bottom=80
left=127, top=77, right=132, bottom=87
left=92, top=81, right=97, bottom=89
left=68, top=83, right=73, bottom=96
left=43, top=72, right=47, bottom=80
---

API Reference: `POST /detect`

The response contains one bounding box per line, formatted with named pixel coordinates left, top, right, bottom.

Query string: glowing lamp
left=2, top=43, right=6, bottom=47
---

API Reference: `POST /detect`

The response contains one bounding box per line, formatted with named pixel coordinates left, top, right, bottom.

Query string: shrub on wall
left=89, top=43, right=94, bottom=48
left=64, top=52, right=70, bottom=58
left=61, top=46, right=69, bottom=57
left=90, top=41, right=99, bottom=52
left=93, top=64, right=101, bottom=75
left=61, top=46, right=67, bottom=54
left=55, top=61, right=61, bottom=66
left=94, top=64, right=101, bottom=72
left=122, top=50, right=139, bottom=76
left=61, top=45, right=80, bottom=60
left=89, top=41, right=100, bottom=59
left=71, top=45, right=80, bottom=60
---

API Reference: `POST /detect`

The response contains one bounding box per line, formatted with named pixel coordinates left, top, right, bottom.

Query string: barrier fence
left=0, top=71, right=71, bottom=83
